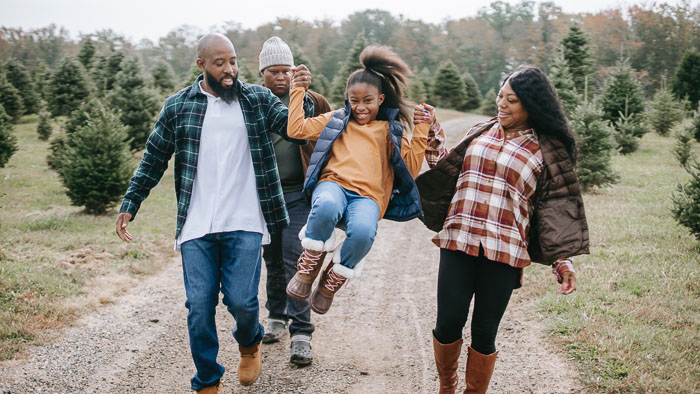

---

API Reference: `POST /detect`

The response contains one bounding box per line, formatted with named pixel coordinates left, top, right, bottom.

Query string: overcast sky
left=0, top=0, right=689, bottom=43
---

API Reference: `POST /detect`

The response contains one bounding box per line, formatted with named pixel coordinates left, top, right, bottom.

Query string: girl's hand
left=414, top=103, right=436, bottom=126
left=413, top=103, right=437, bottom=127
left=557, top=271, right=576, bottom=295
left=291, top=64, right=311, bottom=89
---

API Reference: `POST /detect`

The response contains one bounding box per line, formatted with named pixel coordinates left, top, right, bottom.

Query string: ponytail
left=346, top=45, right=412, bottom=125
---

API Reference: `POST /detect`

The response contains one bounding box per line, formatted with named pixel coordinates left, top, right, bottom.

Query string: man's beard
left=205, top=70, right=238, bottom=104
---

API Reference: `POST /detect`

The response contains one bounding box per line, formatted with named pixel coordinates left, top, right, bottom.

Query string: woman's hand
left=557, top=271, right=576, bottom=295
left=413, top=103, right=437, bottom=127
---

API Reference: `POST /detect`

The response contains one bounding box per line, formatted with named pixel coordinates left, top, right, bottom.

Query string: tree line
left=0, top=1, right=698, bottom=239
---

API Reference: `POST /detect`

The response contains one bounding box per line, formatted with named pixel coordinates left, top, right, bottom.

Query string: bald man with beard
left=115, top=33, right=315, bottom=392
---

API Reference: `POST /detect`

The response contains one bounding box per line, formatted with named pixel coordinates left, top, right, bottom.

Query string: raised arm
left=400, top=105, right=432, bottom=178
left=287, top=67, right=333, bottom=141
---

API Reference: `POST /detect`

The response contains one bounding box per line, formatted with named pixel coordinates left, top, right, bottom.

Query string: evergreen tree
left=0, top=105, right=17, bottom=168
left=613, top=112, right=649, bottom=155
left=182, top=62, right=201, bottom=86
left=417, top=67, right=434, bottom=104
left=570, top=101, right=619, bottom=191
left=239, top=63, right=261, bottom=85
left=36, top=104, right=52, bottom=141
left=600, top=59, right=644, bottom=127
left=32, top=60, right=51, bottom=102
left=408, top=77, right=427, bottom=104
left=433, top=61, right=467, bottom=110
left=2, top=58, right=40, bottom=115
left=48, top=56, right=92, bottom=116
left=692, top=104, right=700, bottom=143
left=77, top=38, right=96, bottom=70
left=288, top=43, right=313, bottom=70
left=461, top=72, right=482, bottom=111
left=46, top=132, right=66, bottom=171
left=150, top=59, right=177, bottom=96
left=93, top=50, right=124, bottom=96
left=479, top=88, right=498, bottom=116
left=330, top=33, right=367, bottom=106
left=310, top=73, right=330, bottom=98
left=671, top=50, right=700, bottom=108
left=647, top=86, right=685, bottom=136
left=549, top=48, right=581, bottom=115
left=48, top=96, right=105, bottom=172
left=108, top=57, right=160, bottom=151
left=673, top=129, right=694, bottom=167
left=60, top=106, right=134, bottom=214
left=671, top=159, right=700, bottom=240
left=0, top=72, right=24, bottom=122
left=560, top=24, right=593, bottom=93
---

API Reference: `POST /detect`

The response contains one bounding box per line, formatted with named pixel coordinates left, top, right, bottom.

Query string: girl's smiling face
left=348, top=82, right=385, bottom=125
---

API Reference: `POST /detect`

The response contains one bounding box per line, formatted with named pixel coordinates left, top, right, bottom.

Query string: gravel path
left=0, top=115, right=583, bottom=393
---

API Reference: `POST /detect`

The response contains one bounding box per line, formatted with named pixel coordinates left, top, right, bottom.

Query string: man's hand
left=291, top=64, right=311, bottom=89
left=557, top=271, right=576, bottom=295
left=115, top=212, right=133, bottom=243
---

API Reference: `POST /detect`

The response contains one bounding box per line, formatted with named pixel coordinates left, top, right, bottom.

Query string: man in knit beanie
left=258, top=36, right=331, bottom=367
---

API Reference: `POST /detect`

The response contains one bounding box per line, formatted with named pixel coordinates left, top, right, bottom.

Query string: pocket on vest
left=536, top=196, right=583, bottom=257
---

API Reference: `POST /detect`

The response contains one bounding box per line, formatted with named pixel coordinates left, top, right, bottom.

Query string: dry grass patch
left=0, top=116, right=177, bottom=360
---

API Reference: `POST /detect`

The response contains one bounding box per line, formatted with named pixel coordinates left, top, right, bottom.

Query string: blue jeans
left=180, top=231, right=265, bottom=391
left=262, top=191, right=314, bottom=336
left=305, top=181, right=380, bottom=269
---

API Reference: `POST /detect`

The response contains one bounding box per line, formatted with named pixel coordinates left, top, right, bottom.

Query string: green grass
left=524, top=131, right=699, bottom=393
left=0, top=116, right=177, bottom=360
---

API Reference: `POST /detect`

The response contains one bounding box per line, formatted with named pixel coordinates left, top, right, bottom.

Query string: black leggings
left=433, top=248, right=521, bottom=355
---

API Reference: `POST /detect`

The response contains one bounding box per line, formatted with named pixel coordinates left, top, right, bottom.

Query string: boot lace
left=298, top=249, right=323, bottom=275
left=324, top=268, right=346, bottom=292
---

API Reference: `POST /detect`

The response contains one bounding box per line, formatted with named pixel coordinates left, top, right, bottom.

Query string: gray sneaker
left=262, top=319, right=287, bottom=344
left=290, top=335, right=313, bottom=366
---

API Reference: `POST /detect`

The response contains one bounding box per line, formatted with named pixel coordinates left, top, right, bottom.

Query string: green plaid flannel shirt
left=119, top=75, right=314, bottom=238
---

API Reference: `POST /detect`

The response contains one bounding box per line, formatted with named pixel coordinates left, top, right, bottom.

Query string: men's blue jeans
left=180, top=231, right=265, bottom=391
left=305, top=181, right=380, bottom=269
left=262, top=190, right=314, bottom=336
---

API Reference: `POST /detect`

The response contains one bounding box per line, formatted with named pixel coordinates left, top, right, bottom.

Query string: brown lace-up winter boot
left=433, top=332, right=463, bottom=394
left=238, top=342, right=262, bottom=386
left=464, top=346, right=498, bottom=394
left=310, top=262, right=348, bottom=314
left=286, top=248, right=327, bottom=300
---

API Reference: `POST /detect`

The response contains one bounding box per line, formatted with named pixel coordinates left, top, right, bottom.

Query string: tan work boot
left=286, top=248, right=327, bottom=300
left=464, top=346, right=498, bottom=394
left=433, top=332, right=463, bottom=394
left=238, top=342, right=262, bottom=386
left=194, top=379, right=223, bottom=394
left=310, top=262, right=348, bottom=314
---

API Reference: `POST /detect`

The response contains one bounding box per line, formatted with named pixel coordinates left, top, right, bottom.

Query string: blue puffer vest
left=302, top=102, right=423, bottom=222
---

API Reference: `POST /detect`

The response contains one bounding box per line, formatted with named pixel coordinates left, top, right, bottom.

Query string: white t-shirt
left=175, top=83, right=270, bottom=250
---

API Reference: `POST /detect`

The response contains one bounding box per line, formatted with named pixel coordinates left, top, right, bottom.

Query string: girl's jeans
left=305, top=181, right=380, bottom=269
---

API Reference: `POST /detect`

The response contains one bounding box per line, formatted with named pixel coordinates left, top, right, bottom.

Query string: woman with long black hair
left=414, top=65, right=589, bottom=393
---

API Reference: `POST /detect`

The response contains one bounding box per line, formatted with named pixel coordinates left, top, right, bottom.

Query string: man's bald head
left=197, top=33, right=235, bottom=59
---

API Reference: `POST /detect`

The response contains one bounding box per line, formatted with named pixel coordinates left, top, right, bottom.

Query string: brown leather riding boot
left=286, top=248, right=327, bottom=300
left=238, top=342, right=262, bottom=386
left=464, top=346, right=498, bottom=394
left=309, top=262, right=347, bottom=314
left=433, top=333, right=463, bottom=394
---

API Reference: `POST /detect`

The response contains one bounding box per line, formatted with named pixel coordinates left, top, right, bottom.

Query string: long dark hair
left=346, top=45, right=412, bottom=125
left=505, top=65, right=577, bottom=162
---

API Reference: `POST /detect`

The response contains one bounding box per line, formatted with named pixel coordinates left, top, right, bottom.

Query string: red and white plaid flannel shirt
left=426, top=121, right=573, bottom=278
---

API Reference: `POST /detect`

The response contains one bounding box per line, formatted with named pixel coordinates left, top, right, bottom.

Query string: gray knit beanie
left=259, top=36, right=294, bottom=71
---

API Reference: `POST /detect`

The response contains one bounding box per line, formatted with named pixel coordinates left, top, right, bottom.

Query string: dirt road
left=0, top=115, right=582, bottom=393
